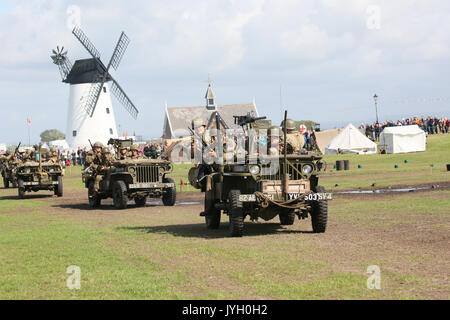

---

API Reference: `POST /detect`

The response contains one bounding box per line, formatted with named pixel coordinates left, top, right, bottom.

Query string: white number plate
left=239, top=194, right=256, bottom=202
left=303, top=193, right=333, bottom=201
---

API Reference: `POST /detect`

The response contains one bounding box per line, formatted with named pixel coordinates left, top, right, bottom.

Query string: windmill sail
left=110, top=79, right=139, bottom=119
left=109, top=32, right=130, bottom=71
left=72, top=26, right=101, bottom=60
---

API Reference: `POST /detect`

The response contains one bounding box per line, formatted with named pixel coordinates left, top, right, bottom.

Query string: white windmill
left=51, top=26, right=139, bottom=148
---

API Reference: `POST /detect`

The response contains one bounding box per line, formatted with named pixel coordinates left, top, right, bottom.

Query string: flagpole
left=27, top=118, right=31, bottom=146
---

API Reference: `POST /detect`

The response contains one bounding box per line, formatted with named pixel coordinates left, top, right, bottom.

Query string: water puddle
left=128, top=200, right=201, bottom=206
left=335, top=185, right=450, bottom=195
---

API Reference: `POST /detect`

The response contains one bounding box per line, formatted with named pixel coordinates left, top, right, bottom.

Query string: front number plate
left=239, top=194, right=256, bottom=202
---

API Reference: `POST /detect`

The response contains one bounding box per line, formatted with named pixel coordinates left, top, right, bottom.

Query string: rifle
left=233, top=113, right=267, bottom=127
left=14, top=142, right=21, bottom=157
left=88, top=139, right=94, bottom=150
left=188, top=126, right=208, bottom=148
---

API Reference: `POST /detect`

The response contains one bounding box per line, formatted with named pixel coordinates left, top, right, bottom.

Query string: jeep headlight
left=249, top=165, right=260, bottom=175
left=50, top=168, right=54, bottom=173
left=25, top=168, right=31, bottom=174
left=302, top=165, right=313, bottom=175
left=129, top=167, right=135, bottom=174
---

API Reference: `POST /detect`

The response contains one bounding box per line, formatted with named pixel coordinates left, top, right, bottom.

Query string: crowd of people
left=359, top=116, right=449, bottom=141
left=57, top=143, right=166, bottom=167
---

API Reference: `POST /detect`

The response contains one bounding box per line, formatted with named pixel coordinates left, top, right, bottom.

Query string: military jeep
left=83, top=159, right=176, bottom=209
left=15, top=161, right=63, bottom=198
left=189, top=113, right=331, bottom=237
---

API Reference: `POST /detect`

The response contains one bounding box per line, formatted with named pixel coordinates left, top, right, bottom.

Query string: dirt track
left=4, top=183, right=449, bottom=299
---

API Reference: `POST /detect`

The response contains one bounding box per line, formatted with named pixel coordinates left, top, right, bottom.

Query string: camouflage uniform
left=94, top=147, right=113, bottom=190
left=280, top=119, right=305, bottom=154
left=117, top=148, right=130, bottom=160
left=47, top=147, right=60, bottom=164
left=129, top=145, right=144, bottom=160
left=85, top=142, right=103, bottom=170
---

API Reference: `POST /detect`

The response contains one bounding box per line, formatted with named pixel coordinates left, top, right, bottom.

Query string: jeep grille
left=262, top=162, right=306, bottom=180
left=136, top=166, right=159, bottom=183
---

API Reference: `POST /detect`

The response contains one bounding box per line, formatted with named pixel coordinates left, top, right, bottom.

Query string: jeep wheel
left=113, top=180, right=129, bottom=209
left=228, top=190, right=244, bottom=237
left=54, top=176, right=63, bottom=197
left=205, top=196, right=221, bottom=229
left=311, top=186, right=328, bottom=233
left=17, top=179, right=25, bottom=199
left=162, top=178, right=176, bottom=206
left=135, top=196, right=147, bottom=207
left=88, top=180, right=101, bottom=208
left=3, top=177, right=9, bottom=188
left=279, top=209, right=296, bottom=225
left=12, top=180, right=17, bottom=188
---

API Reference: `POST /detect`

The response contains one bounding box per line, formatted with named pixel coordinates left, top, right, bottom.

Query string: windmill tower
left=51, top=26, right=139, bottom=148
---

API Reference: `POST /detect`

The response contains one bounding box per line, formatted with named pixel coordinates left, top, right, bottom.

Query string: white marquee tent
left=379, top=125, right=426, bottom=154
left=325, top=123, right=377, bottom=154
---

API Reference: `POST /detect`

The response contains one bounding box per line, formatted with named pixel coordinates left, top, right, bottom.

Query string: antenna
left=280, top=85, right=283, bottom=121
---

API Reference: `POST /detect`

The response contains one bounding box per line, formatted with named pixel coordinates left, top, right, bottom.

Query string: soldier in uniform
left=130, top=145, right=143, bottom=160
left=93, top=147, right=114, bottom=192
left=85, top=141, right=103, bottom=169
left=47, top=147, right=60, bottom=164
left=268, top=126, right=281, bottom=156
left=117, top=146, right=130, bottom=160
left=280, top=119, right=305, bottom=154
left=191, top=117, right=214, bottom=184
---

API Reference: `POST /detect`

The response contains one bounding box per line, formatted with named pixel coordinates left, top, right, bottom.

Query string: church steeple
left=205, top=75, right=216, bottom=110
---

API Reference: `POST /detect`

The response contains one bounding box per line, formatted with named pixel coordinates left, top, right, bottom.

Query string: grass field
left=0, top=134, right=448, bottom=299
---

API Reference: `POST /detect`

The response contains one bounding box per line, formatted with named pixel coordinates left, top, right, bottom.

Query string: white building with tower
left=162, top=83, right=259, bottom=139
left=51, top=27, right=139, bottom=149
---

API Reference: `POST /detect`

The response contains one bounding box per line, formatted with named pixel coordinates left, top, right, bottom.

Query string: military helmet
left=102, top=147, right=111, bottom=154
left=50, top=147, right=57, bottom=152
left=192, top=117, right=206, bottom=129
left=130, top=144, right=139, bottom=151
left=18, top=147, right=25, bottom=153
left=93, top=141, right=103, bottom=148
left=280, top=119, right=296, bottom=130
left=268, top=126, right=281, bottom=137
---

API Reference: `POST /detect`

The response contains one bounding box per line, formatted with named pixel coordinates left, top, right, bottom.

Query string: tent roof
left=326, top=123, right=377, bottom=152
left=380, top=125, right=424, bottom=135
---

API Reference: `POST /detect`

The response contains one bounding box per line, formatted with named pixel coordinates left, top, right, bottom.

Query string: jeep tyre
left=162, top=177, right=176, bottom=206
left=205, top=196, right=221, bottom=229
left=113, top=180, right=129, bottom=209
left=228, top=190, right=244, bottom=237
left=3, top=177, right=9, bottom=188
left=135, top=196, right=147, bottom=207
left=88, top=180, right=101, bottom=208
left=54, top=176, right=63, bottom=197
left=279, top=209, right=296, bottom=225
left=311, top=186, right=328, bottom=233
left=17, top=179, right=25, bottom=199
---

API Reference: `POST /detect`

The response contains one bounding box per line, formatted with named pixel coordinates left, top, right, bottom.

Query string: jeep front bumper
left=128, top=182, right=175, bottom=189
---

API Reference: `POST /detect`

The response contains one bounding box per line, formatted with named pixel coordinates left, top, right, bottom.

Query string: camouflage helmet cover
left=280, top=119, right=296, bottom=130
left=192, top=117, right=206, bottom=129
left=130, top=144, right=139, bottom=151
left=50, top=147, right=57, bottom=152
left=102, top=147, right=111, bottom=154
left=93, top=141, right=103, bottom=148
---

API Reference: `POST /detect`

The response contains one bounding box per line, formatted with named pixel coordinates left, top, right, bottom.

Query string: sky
left=0, top=0, right=449, bottom=145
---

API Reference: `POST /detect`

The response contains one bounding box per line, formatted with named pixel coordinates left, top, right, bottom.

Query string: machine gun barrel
left=233, top=114, right=267, bottom=127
